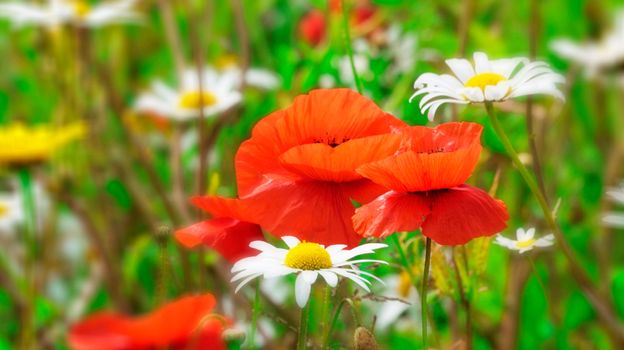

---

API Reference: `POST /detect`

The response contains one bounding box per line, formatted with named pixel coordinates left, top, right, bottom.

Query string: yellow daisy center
left=284, top=242, right=332, bottom=270
left=515, top=238, right=536, bottom=249
left=178, top=91, right=218, bottom=109
left=0, top=203, right=9, bottom=217
left=72, top=0, right=91, bottom=17
left=464, top=72, right=506, bottom=91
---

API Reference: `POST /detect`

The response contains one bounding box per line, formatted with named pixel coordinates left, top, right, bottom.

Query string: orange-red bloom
left=68, top=294, right=229, bottom=350
left=175, top=196, right=264, bottom=263
left=299, top=10, right=326, bottom=46
left=203, top=89, right=406, bottom=247
left=353, top=122, right=509, bottom=245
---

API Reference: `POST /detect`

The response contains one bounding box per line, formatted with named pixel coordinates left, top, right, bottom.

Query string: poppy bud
left=354, top=326, right=379, bottom=350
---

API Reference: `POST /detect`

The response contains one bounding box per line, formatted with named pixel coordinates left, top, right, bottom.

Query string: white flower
left=375, top=272, right=419, bottom=331
left=134, top=66, right=242, bottom=122
left=603, top=182, right=624, bottom=228
left=231, top=236, right=387, bottom=308
left=385, top=25, right=418, bottom=78
left=551, top=11, right=624, bottom=79
left=0, top=0, right=141, bottom=28
left=410, top=52, right=565, bottom=120
left=494, top=227, right=554, bottom=254
left=0, top=191, right=24, bottom=233
left=214, top=55, right=280, bottom=90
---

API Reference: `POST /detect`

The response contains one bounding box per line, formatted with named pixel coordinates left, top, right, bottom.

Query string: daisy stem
left=341, top=0, right=364, bottom=94
left=485, top=102, right=624, bottom=339
left=297, top=301, right=311, bottom=350
left=324, top=298, right=357, bottom=348
left=18, top=167, right=36, bottom=350
left=422, top=237, right=432, bottom=349
left=248, top=279, right=261, bottom=350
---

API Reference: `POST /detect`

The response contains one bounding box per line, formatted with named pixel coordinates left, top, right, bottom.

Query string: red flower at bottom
left=68, top=294, right=229, bottom=350
left=353, top=122, right=509, bottom=245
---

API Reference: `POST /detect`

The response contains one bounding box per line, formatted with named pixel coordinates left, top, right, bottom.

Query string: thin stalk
left=248, top=280, right=261, bottom=350
left=323, top=298, right=358, bottom=348
left=340, top=0, right=364, bottom=94
left=422, top=238, right=432, bottom=349
left=18, top=168, right=36, bottom=350
left=485, top=102, right=624, bottom=343
left=297, top=302, right=311, bottom=350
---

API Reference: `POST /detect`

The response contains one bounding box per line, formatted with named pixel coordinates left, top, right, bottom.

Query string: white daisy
left=551, top=11, right=624, bottom=79
left=134, top=67, right=242, bottom=122
left=375, top=271, right=419, bottom=331
left=494, top=227, right=554, bottom=254
left=0, top=0, right=141, bottom=28
left=410, top=52, right=565, bottom=120
left=0, top=191, right=24, bottom=233
left=213, top=54, right=280, bottom=90
left=603, top=182, right=624, bottom=228
left=231, top=236, right=387, bottom=308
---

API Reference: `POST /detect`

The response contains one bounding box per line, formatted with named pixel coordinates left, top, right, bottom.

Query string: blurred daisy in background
left=0, top=190, right=23, bottom=233
left=603, top=182, right=624, bottom=228
left=231, top=236, right=387, bottom=307
left=0, top=0, right=141, bottom=28
left=551, top=11, right=624, bottom=80
left=410, top=52, right=565, bottom=120
left=494, top=227, right=554, bottom=254
left=375, top=270, right=420, bottom=331
left=134, top=67, right=242, bottom=122
left=214, top=54, right=280, bottom=90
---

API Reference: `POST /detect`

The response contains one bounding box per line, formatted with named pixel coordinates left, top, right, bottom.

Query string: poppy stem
left=248, top=279, right=261, bottom=350
left=297, top=301, right=311, bottom=350
left=341, top=0, right=364, bottom=94
left=485, top=102, right=624, bottom=342
left=422, top=237, right=432, bottom=349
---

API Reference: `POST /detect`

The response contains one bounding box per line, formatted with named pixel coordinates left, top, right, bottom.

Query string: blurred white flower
left=494, top=227, right=554, bottom=254
left=134, top=67, right=242, bottom=122
left=215, top=55, right=280, bottom=90
left=375, top=271, right=419, bottom=331
left=0, top=0, right=141, bottom=28
left=603, top=182, right=624, bottom=228
left=410, top=52, right=565, bottom=120
left=0, top=191, right=24, bottom=233
left=551, top=11, right=624, bottom=79
left=385, top=25, right=418, bottom=78
left=338, top=54, right=370, bottom=87
left=231, top=236, right=387, bottom=308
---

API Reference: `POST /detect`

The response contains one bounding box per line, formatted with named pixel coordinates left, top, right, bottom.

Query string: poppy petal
left=279, top=133, right=402, bottom=182
left=241, top=179, right=363, bottom=246
left=175, top=218, right=264, bottom=263
left=68, top=294, right=227, bottom=350
left=235, top=88, right=406, bottom=195
left=358, top=123, right=482, bottom=192
left=352, top=191, right=431, bottom=238
left=421, top=185, right=509, bottom=245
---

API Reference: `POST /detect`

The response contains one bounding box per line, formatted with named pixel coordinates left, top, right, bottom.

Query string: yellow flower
left=0, top=122, right=85, bottom=165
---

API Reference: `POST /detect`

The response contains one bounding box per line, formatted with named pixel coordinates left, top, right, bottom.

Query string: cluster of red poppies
left=177, top=88, right=509, bottom=260
left=67, top=88, right=509, bottom=349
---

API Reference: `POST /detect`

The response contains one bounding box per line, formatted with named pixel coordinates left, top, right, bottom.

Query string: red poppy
left=206, top=89, right=405, bottom=247
left=175, top=196, right=264, bottom=263
left=352, top=122, right=509, bottom=245
left=68, top=294, right=229, bottom=350
left=299, top=10, right=326, bottom=46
